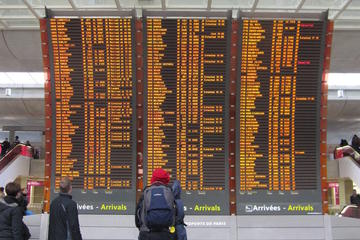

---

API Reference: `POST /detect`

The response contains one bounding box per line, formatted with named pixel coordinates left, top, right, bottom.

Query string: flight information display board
left=48, top=17, right=136, bottom=214
left=144, top=18, right=230, bottom=215
left=236, top=19, right=326, bottom=215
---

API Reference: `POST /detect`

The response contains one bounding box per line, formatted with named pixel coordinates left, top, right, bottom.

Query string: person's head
left=5, top=138, right=8, bottom=141
left=59, top=177, right=72, bottom=194
left=151, top=168, right=170, bottom=185
left=21, top=188, right=27, bottom=196
left=15, top=136, right=19, bottom=140
left=0, top=187, right=4, bottom=193
left=26, top=141, right=30, bottom=145
left=353, top=189, right=357, bottom=196
left=5, top=182, right=21, bottom=197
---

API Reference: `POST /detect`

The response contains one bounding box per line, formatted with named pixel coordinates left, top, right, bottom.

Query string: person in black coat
left=350, top=189, right=360, bottom=205
left=0, top=182, right=30, bottom=240
left=48, top=177, right=82, bottom=240
left=1, top=138, right=10, bottom=157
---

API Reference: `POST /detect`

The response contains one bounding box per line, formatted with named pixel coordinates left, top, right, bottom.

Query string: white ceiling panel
left=44, top=0, right=72, bottom=7
left=257, top=0, right=301, bottom=9
left=339, top=9, right=360, bottom=19
left=166, top=0, right=207, bottom=8
left=0, top=0, right=26, bottom=6
left=212, top=0, right=255, bottom=8
left=0, top=0, right=358, bottom=29
left=347, top=0, right=360, bottom=9
left=302, top=0, right=348, bottom=9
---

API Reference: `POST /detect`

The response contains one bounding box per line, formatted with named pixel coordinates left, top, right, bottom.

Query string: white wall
left=24, top=214, right=360, bottom=240
left=0, top=154, right=30, bottom=187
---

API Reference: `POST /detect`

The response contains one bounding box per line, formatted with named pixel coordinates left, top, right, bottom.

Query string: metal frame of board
left=41, top=9, right=331, bottom=215
left=320, top=20, right=334, bottom=214
left=40, top=18, right=52, bottom=212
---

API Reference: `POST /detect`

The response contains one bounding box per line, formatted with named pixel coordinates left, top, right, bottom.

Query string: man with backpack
left=136, top=168, right=176, bottom=240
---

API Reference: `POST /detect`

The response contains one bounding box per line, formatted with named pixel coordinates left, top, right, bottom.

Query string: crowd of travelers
left=0, top=136, right=39, bottom=159
left=0, top=168, right=187, bottom=240
left=338, top=134, right=360, bottom=153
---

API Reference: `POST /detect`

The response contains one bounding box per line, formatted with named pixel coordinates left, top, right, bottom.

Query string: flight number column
left=147, top=19, right=173, bottom=182
left=239, top=20, right=267, bottom=191
left=51, top=19, right=80, bottom=188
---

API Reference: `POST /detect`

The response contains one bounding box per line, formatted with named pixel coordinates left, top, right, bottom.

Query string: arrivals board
left=45, top=13, right=328, bottom=216
left=236, top=18, right=326, bottom=215
left=48, top=17, right=136, bottom=214
left=144, top=18, right=230, bottom=215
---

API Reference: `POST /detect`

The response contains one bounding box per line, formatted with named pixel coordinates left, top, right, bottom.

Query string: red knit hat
left=151, top=168, right=170, bottom=185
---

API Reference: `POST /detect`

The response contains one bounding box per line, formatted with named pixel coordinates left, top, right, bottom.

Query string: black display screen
left=144, top=18, right=230, bottom=215
left=236, top=19, right=326, bottom=215
left=48, top=18, right=136, bottom=214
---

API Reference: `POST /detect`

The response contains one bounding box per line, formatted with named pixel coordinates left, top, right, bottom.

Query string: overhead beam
left=0, top=87, right=44, bottom=99
left=67, top=0, right=78, bottom=10
left=295, top=0, right=305, bottom=13
left=2, top=126, right=44, bottom=131
left=207, top=0, right=212, bottom=10
left=0, top=20, right=8, bottom=30
left=251, top=0, right=259, bottom=13
left=333, top=0, right=352, bottom=20
left=0, top=16, right=37, bottom=20
left=115, top=0, right=122, bottom=10
left=22, top=0, right=41, bottom=19
left=0, top=5, right=28, bottom=9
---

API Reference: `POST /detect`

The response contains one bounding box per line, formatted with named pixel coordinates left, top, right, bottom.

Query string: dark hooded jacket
left=48, top=193, right=82, bottom=240
left=0, top=196, right=29, bottom=240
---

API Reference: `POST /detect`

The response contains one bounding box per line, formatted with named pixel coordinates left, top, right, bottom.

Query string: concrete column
left=9, top=130, right=15, bottom=144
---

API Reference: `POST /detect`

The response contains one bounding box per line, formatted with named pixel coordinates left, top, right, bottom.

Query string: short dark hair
left=0, top=187, right=4, bottom=192
left=59, top=177, right=71, bottom=193
left=5, top=182, right=21, bottom=197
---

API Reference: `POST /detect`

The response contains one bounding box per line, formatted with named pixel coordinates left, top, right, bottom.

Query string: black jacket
left=0, top=196, right=29, bottom=240
left=350, top=194, right=360, bottom=205
left=48, top=193, right=82, bottom=240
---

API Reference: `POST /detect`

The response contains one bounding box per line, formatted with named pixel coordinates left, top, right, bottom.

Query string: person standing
left=0, top=182, right=31, bottom=239
left=136, top=168, right=175, bottom=240
left=12, top=136, right=21, bottom=149
left=1, top=138, right=10, bottom=157
left=172, top=180, right=187, bottom=240
left=48, top=177, right=82, bottom=240
left=350, top=189, right=360, bottom=205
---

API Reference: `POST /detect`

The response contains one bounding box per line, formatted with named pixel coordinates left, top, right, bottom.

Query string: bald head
left=60, top=177, right=72, bottom=194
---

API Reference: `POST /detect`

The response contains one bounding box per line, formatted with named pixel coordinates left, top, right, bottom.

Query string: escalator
left=334, top=146, right=360, bottom=189
left=0, top=144, right=33, bottom=187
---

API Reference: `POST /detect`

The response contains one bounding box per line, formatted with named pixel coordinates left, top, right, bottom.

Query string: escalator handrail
left=334, top=145, right=360, bottom=161
left=0, top=144, right=32, bottom=171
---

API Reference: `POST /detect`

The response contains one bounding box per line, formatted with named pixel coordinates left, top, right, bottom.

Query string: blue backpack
left=141, top=184, right=176, bottom=230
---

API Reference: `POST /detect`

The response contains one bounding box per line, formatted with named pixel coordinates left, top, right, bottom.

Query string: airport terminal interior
left=1, top=0, right=360, bottom=239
